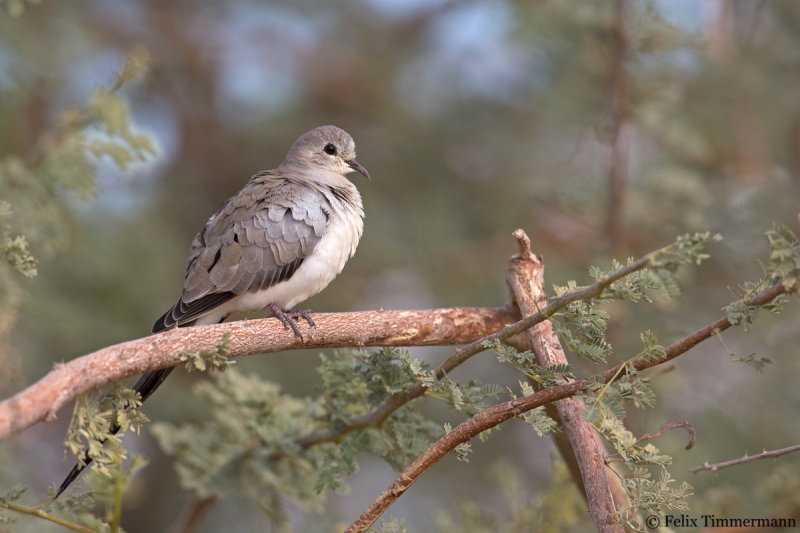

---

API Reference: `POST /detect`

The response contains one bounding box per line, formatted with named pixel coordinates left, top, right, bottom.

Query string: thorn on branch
left=689, top=442, right=800, bottom=473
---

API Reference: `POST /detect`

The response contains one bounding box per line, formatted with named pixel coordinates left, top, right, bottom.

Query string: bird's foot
left=291, top=308, right=317, bottom=329
left=267, top=304, right=316, bottom=340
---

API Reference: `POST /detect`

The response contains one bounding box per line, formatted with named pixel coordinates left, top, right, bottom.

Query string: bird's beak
left=346, top=158, right=371, bottom=180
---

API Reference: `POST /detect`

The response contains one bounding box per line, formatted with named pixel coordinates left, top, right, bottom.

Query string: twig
left=110, top=459, right=124, bottom=533
left=689, top=443, right=800, bottom=474
left=343, top=381, right=588, bottom=533
left=635, top=420, right=696, bottom=451
left=505, top=230, right=623, bottom=533
left=344, top=282, right=790, bottom=532
left=168, top=496, right=220, bottom=533
left=0, top=502, right=95, bottom=533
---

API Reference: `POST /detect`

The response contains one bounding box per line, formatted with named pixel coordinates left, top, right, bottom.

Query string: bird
left=55, top=125, right=369, bottom=497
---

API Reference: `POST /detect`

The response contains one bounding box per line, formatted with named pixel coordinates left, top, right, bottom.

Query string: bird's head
left=283, top=125, right=370, bottom=180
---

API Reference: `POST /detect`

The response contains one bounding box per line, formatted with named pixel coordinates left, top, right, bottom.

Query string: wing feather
left=153, top=175, right=330, bottom=333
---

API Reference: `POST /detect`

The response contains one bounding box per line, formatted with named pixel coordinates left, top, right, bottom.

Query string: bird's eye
left=323, top=143, right=337, bottom=156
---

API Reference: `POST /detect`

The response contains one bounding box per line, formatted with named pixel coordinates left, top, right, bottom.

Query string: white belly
left=194, top=209, right=362, bottom=325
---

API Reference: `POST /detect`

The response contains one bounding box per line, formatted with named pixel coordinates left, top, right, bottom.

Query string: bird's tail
left=54, top=366, right=176, bottom=498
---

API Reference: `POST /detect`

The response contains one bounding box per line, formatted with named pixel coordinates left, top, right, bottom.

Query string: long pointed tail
left=54, top=366, right=175, bottom=498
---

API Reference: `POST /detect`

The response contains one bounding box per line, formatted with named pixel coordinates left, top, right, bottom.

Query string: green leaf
left=766, top=223, right=800, bottom=291
left=0, top=484, right=25, bottom=503
left=179, top=331, right=234, bottom=372
left=64, top=383, right=147, bottom=477
left=520, top=407, right=560, bottom=437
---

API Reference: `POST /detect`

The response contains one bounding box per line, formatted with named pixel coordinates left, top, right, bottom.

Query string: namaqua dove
left=56, top=125, right=369, bottom=496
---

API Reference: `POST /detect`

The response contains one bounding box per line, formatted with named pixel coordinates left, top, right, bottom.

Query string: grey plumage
left=154, top=180, right=327, bottom=329
left=56, top=125, right=368, bottom=497
left=153, top=125, right=367, bottom=332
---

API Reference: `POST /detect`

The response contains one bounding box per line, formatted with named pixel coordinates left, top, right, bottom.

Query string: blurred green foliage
left=0, top=46, right=154, bottom=390
left=2, top=0, right=800, bottom=531
left=434, top=457, right=585, bottom=533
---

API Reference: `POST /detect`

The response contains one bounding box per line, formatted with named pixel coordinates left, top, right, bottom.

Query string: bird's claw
left=291, top=309, right=317, bottom=329
left=267, top=304, right=316, bottom=340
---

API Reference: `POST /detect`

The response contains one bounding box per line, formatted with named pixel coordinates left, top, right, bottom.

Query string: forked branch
left=344, top=281, right=790, bottom=532
left=505, top=229, right=623, bottom=533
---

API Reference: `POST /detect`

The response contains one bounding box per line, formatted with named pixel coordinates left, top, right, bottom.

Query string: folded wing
left=152, top=177, right=329, bottom=333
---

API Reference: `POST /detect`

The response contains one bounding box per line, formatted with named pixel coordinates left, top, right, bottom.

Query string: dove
left=56, top=125, right=369, bottom=496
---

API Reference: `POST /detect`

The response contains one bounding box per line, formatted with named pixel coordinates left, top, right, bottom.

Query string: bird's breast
left=229, top=206, right=363, bottom=313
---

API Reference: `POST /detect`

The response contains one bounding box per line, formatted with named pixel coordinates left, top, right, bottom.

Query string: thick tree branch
left=689, top=443, right=800, bottom=474
left=344, top=281, right=790, bottom=532
left=506, top=229, right=623, bottom=533
left=0, top=306, right=519, bottom=440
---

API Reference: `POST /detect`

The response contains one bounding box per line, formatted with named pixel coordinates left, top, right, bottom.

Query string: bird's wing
left=152, top=175, right=329, bottom=332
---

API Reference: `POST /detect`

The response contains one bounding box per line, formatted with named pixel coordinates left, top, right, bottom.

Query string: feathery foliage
left=151, top=348, right=444, bottom=522
left=0, top=47, right=155, bottom=358
left=435, top=457, right=586, bottom=533
left=64, top=383, right=148, bottom=477
left=179, top=331, right=234, bottom=372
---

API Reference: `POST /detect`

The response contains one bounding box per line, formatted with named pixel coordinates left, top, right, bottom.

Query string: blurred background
left=1, top=0, right=800, bottom=531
